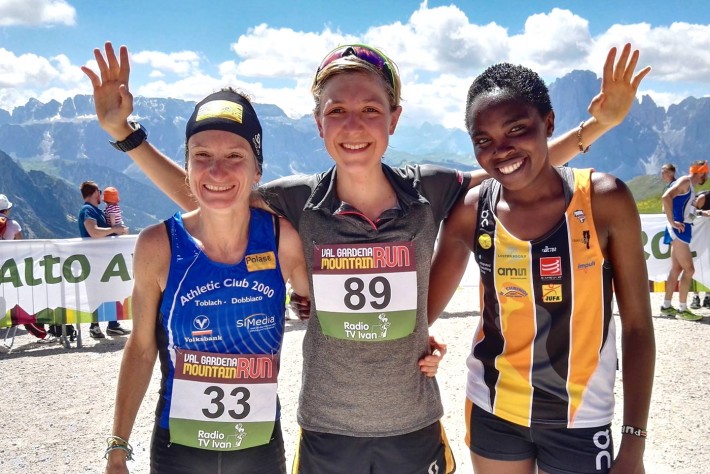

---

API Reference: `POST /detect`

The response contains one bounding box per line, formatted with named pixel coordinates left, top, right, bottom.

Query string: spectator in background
left=102, top=186, right=124, bottom=236
left=0, top=193, right=52, bottom=341
left=661, top=163, right=676, bottom=190
left=689, top=190, right=710, bottom=309
left=103, top=186, right=124, bottom=227
left=0, top=194, right=22, bottom=240
left=78, top=180, right=131, bottom=338
left=660, top=161, right=709, bottom=321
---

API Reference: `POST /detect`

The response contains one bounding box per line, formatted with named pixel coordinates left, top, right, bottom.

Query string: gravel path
left=1, top=289, right=708, bottom=473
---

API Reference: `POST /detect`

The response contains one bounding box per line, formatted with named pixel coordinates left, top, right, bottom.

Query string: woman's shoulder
left=136, top=220, right=170, bottom=249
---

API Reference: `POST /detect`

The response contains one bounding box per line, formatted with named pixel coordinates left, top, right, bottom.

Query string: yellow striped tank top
left=468, top=167, right=616, bottom=428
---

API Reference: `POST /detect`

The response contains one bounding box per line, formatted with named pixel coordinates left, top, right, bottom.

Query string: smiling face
left=313, top=71, right=402, bottom=173
left=186, top=129, right=260, bottom=211
left=467, top=91, right=554, bottom=191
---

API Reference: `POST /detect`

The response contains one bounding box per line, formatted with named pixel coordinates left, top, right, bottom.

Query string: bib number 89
left=202, top=386, right=251, bottom=420
left=343, top=276, right=391, bottom=310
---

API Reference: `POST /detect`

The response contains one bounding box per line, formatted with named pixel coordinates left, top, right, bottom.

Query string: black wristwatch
left=109, top=121, right=147, bottom=152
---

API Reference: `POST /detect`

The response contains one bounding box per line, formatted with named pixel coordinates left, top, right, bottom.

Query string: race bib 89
left=312, top=242, right=417, bottom=341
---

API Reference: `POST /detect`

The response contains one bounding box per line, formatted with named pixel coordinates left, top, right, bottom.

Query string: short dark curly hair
left=465, top=63, right=553, bottom=133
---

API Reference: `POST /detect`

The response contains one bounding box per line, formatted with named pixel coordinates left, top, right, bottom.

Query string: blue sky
left=1, top=0, right=709, bottom=129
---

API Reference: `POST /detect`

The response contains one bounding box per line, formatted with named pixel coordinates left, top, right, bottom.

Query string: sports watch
left=109, top=121, right=147, bottom=152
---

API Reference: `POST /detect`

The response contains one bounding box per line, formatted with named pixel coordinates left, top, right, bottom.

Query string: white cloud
left=229, top=24, right=355, bottom=79
left=0, top=0, right=75, bottom=26
left=217, top=60, right=315, bottom=117
left=0, top=48, right=88, bottom=110
left=366, top=2, right=509, bottom=76
left=0, top=48, right=60, bottom=87
left=591, top=22, right=710, bottom=84
left=131, top=50, right=202, bottom=76
left=508, top=9, right=593, bottom=77
left=400, top=74, right=472, bottom=129
left=136, top=73, right=225, bottom=103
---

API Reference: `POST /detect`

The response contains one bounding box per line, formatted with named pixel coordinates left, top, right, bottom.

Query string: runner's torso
left=155, top=209, right=286, bottom=450
left=263, top=164, right=468, bottom=436
left=469, top=167, right=616, bottom=429
left=671, top=183, right=696, bottom=223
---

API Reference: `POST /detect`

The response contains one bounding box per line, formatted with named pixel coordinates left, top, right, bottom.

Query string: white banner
left=3, top=214, right=710, bottom=328
left=460, top=214, right=710, bottom=289
left=0, top=236, right=137, bottom=327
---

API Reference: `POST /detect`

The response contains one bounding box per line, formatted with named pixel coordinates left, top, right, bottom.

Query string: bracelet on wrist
left=104, top=444, right=134, bottom=460
left=621, top=425, right=647, bottom=438
left=577, top=121, right=591, bottom=154
left=104, top=435, right=134, bottom=460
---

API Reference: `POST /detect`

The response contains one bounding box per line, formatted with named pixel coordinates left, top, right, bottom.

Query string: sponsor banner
left=3, top=214, right=709, bottom=328
left=460, top=215, right=710, bottom=290
left=0, top=236, right=136, bottom=327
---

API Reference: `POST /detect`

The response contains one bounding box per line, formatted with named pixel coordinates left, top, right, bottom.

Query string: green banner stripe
left=317, top=309, right=416, bottom=341
left=169, top=419, right=275, bottom=451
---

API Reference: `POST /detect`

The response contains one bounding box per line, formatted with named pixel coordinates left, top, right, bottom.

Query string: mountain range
left=1, top=69, right=708, bottom=238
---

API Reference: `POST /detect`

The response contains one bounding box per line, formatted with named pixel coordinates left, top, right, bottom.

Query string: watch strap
left=110, top=122, right=147, bottom=152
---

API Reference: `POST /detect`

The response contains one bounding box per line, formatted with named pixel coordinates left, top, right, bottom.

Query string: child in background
left=102, top=186, right=124, bottom=227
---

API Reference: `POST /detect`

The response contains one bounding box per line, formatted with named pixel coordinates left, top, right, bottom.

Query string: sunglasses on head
left=316, top=44, right=398, bottom=99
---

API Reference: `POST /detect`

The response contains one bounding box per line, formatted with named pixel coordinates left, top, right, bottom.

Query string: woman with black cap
left=96, top=87, right=309, bottom=474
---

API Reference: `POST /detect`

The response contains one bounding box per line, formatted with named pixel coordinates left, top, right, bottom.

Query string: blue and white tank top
left=155, top=209, right=286, bottom=449
left=671, top=182, right=696, bottom=223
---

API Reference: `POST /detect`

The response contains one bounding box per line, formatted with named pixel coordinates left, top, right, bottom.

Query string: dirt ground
left=1, top=289, right=708, bottom=473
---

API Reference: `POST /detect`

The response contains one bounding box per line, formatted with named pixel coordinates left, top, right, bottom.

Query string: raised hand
left=81, top=42, right=135, bottom=140
left=588, top=43, right=652, bottom=128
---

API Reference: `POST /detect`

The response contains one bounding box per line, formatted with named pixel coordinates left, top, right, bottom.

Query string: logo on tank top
left=479, top=209, right=491, bottom=228
left=185, top=315, right=223, bottom=343
left=574, top=231, right=591, bottom=249
left=499, top=286, right=528, bottom=298
left=539, top=257, right=562, bottom=278
left=478, top=233, right=492, bottom=249
left=236, top=312, right=277, bottom=332
left=573, top=210, right=586, bottom=223
left=192, top=315, right=212, bottom=336
left=542, top=284, right=562, bottom=303
left=245, top=251, right=276, bottom=272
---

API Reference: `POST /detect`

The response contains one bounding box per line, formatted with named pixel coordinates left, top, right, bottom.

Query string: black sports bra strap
left=273, top=214, right=280, bottom=249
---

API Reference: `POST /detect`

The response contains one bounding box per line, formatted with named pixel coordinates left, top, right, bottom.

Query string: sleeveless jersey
left=469, top=167, right=616, bottom=429
left=156, top=209, right=286, bottom=450
left=670, top=182, right=696, bottom=223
